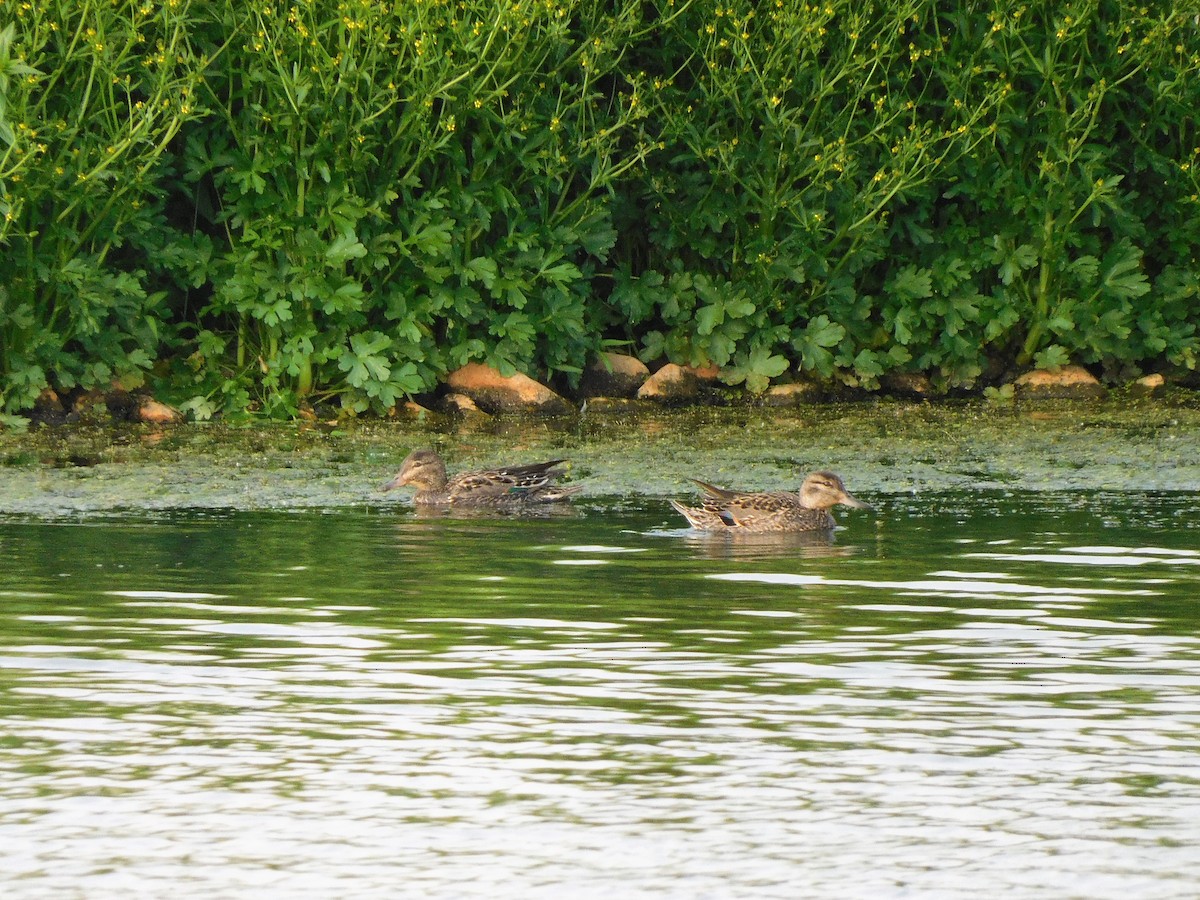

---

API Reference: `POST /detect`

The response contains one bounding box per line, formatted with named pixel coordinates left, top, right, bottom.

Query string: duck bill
left=381, top=473, right=408, bottom=492
left=840, top=492, right=872, bottom=510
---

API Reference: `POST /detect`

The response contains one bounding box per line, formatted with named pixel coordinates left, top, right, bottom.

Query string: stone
left=580, top=397, right=644, bottom=413
left=35, top=387, right=62, bottom=413
left=440, top=392, right=489, bottom=417
left=388, top=400, right=432, bottom=418
left=883, top=372, right=933, bottom=397
left=579, top=352, right=650, bottom=398
left=760, top=382, right=822, bottom=407
left=445, top=362, right=573, bottom=415
left=636, top=363, right=700, bottom=403
left=1129, top=373, right=1166, bottom=398
left=137, top=397, right=182, bottom=424
left=685, top=363, right=721, bottom=381
left=1013, top=364, right=1106, bottom=400
left=69, top=389, right=113, bottom=424
left=26, top=387, right=65, bottom=424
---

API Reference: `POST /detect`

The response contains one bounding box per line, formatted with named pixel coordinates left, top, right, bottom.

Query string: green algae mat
left=2, top=399, right=1199, bottom=515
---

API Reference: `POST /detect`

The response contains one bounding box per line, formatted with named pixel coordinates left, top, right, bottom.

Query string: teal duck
left=670, top=470, right=870, bottom=533
left=382, top=449, right=580, bottom=506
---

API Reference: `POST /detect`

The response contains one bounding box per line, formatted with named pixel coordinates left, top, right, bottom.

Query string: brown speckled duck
left=670, top=470, right=870, bottom=533
left=382, top=449, right=580, bottom=506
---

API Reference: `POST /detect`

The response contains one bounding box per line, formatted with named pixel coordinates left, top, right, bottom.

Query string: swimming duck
left=670, top=470, right=870, bottom=532
left=382, top=449, right=580, bottom=506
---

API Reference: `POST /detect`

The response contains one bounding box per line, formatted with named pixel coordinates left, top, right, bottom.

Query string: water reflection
left=0, top=494, right=1199, bottom=898
left=670, top=526, right=866, bottom=561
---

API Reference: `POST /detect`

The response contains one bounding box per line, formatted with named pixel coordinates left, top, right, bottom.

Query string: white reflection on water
left=2, top=525, right=1200, bottom=900
left=709, top=571, right=1156, bottom=599
left=967, top=548, right=1200, bottom=566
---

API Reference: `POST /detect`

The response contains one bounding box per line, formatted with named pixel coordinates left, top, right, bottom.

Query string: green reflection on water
left=1, top=495, right=1198, bottom=896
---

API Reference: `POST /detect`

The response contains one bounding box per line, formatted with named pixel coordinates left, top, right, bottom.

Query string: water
left=1, top=492, right=1199, bottom=899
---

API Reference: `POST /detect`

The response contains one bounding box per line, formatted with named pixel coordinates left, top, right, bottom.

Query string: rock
left=389, top=400, right=432, bottom=418
left=69, top=389, right=113, bottom=424
left=1013, top=364, right=1106, bottom=400
left=440, top=392, right=486, bottom=414
left=1129, top=373, right=1166, bottom=398
left=760, top=382, right=822, bottom=407
left=581, top=397, right=645, bottom=413
left=883, top=372, right=933, bottom=397
left=35, top=387, right=62, bottom=413
left=637, top=363, right=700, bottom=403
left=686, top=363, right=721, bottom=381
left=579, top=352, right=650, bottom=398
left=445, top=363, right=573, bottom=415
left=137, top=397, right=182, bottom=424
left=28, top=388, right=68, bottom=425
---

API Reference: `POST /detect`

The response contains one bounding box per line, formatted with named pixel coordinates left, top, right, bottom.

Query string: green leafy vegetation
left=2, top=0, right=1198, bottom=418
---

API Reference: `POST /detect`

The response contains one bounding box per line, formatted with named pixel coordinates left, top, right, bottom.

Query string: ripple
left=708, top=571, right=1155, bottom=599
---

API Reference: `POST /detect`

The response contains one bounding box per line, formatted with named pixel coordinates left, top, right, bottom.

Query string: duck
left=382, top=448, right=580, bottom=506
left=670, top=470, right=870, bottom=533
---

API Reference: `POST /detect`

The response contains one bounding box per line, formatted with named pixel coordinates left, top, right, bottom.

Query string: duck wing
left=447, top=460, right=570, bottom=502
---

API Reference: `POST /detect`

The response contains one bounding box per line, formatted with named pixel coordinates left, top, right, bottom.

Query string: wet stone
left=1129, top=373, right=1166, bottom=398
left=761, top=382, right=823, bottom=407
left=637, top=364, right=700, bottom=403
left=579, top=352, right=650, bottom=398
left=1014, top=364, right=1106, bottom=400
left=446, top=362, right=573, bottom=415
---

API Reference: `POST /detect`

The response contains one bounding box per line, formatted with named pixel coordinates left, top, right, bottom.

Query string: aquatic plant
left=1, top=0, right=1197, bottom=418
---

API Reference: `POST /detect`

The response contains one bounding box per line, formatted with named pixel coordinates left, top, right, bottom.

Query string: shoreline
left=3, top=398, right=1200, bottom=517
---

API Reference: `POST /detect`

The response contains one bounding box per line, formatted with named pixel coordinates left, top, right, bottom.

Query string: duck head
left=382, top=449, right=448, bottom=492
left=799, top=471, right=871, bottom=511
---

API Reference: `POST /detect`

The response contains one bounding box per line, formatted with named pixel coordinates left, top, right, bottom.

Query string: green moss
left=2, top=398, right=1200, bottom=516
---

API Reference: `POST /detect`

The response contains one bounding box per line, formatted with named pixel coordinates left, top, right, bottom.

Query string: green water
left=1, top=492, right=1198, bottom=898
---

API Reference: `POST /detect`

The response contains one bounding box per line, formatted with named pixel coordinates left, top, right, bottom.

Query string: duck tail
left=670, top=499, right=709, bottom=529
left=690, top=479, right=739, bottom=501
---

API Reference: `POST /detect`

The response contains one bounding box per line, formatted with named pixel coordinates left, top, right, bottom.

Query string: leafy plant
left=0, top=3, right=206, bottom=412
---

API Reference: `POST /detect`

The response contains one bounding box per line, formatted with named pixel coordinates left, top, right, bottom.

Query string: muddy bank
left=2, top=398, right=1199, bottom=516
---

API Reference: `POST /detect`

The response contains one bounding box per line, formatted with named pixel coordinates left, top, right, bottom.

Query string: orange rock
left=1014, top=364, right=1105, bottom=399
left=445, top=363, right=572, bottom=415
left=138, top=397, right=182, bottom=424
left=761, top=382, right=822, bottom=407
left=71, top=389, right=108, bottom=414
left=440, top=391, right=489, bottom=417
left=883, top=372, right=933, bottom=397
left=637, top=363, right=699, bottom=403
left=684, top=363, right=721, bottom=381
left=1130, top=373, right=1165, bottom=397
left=579, top=352, right=650, bottom=398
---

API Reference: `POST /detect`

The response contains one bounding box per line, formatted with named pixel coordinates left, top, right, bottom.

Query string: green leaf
left=411, top=220, right=454, bottom=257
left=1033, top=344, right=1070, bottom=369
left=725, top=296, right=756, bottom=318
left=886, top=265, right=933, bottom=301
left=1066, top=255, right=1100, bottom=284
left=992, top=237, right=1039, bottom=285
left=326, top=232, right=367, bottom=264
left=540, top=262, right=582, bottom=286
left=853, top=349, right=884, bottom=378
left=1098, top=240, right=1150, bottom=300
left=725, top=345, right=791, bottom=393
left=696, top=304, right=722, bottom=335
left=464, top=257, right=498, bottom=289
left=338, top=331, right=393, bottom=387
left=803, top=315, right=845, bottom=347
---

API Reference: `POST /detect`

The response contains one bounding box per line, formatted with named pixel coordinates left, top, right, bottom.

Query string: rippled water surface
left=2, top=493, right=1199, bottom=899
